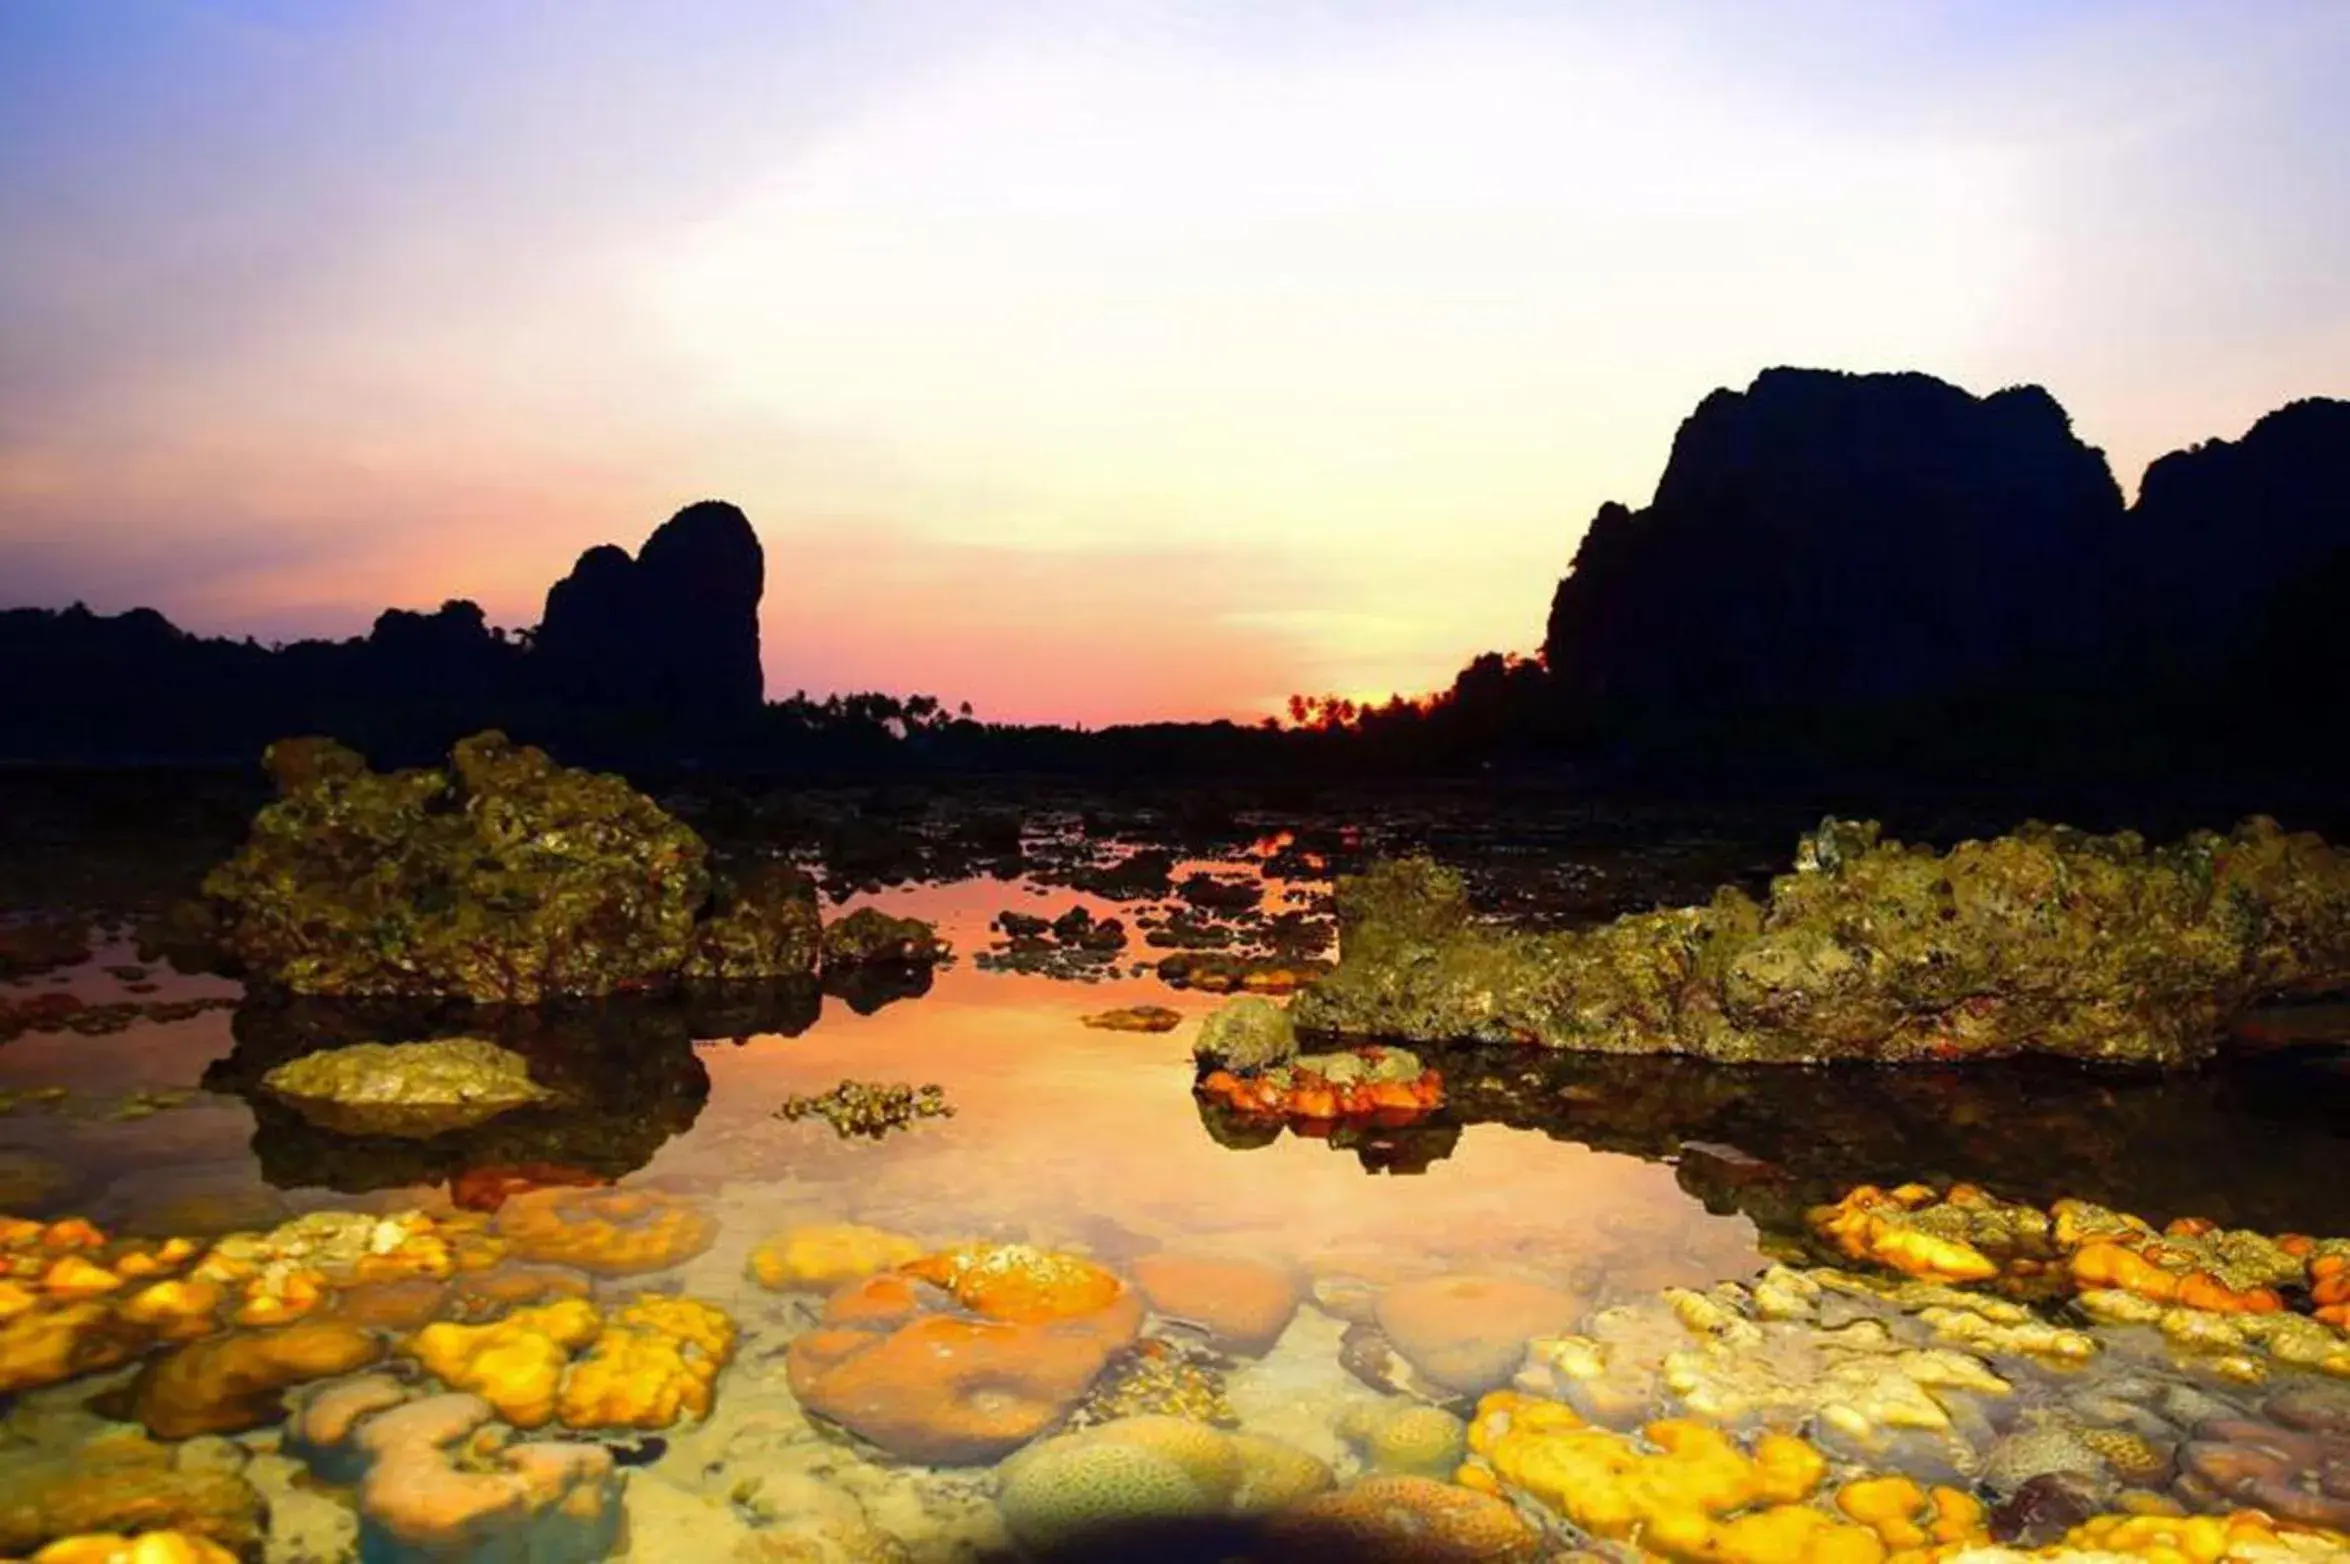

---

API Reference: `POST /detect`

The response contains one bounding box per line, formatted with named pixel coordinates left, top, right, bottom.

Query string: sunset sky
left=3, top=1, right=2345, bottom=726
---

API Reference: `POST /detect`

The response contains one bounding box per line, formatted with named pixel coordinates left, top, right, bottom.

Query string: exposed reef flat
left=1293, top=816, right=2350, bottom=1066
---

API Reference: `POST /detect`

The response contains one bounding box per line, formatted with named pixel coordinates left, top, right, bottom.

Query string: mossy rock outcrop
left=201, top=732, right=709, bottom=1003
left=1293, top=816, right=2350, bottom=1067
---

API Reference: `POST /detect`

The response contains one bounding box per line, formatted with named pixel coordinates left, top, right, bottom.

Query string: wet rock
left=1191, top=998, right=1297, bottom=1075
left=685, top=862, right=821, bottom=982
left=199, top=731, right=710, bottom=1002
left=1295, top=817, right=2350, bottom=1066
left=1081, top=1005, right=1182, bottom=1033
left=819, top=907, right=946, bottom=969
left=259, top=1037, right=559, bottom=1138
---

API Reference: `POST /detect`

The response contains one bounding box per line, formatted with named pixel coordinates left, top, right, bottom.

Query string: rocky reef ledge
left=1290, top=817, right=2350, bottom=1067
left=189, top=731, right=943, bottom=1004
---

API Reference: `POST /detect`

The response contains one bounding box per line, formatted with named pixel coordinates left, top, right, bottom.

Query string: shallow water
left=4, top=820, right=2349, bottom=1561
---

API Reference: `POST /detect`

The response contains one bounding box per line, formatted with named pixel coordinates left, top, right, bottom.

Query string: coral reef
left=1808, top=1186, right=2350, bottom=1383
left=1293, top=818, right=2350, bottom=1065
left=197, top=731, right=711, bottom=1002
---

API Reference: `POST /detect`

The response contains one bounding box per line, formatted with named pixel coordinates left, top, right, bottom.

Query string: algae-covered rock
left=820, top=906, right=947, bottom=969
left=200, top=732, right=709, bottom=1003
left=682, top=861, right=820, bottom=982
left=260, top=1038, right=559, bottom=1138
left=1294, top=817, right=2350, bottom=1067
left=1192, top=996, right=1298, bottom=1074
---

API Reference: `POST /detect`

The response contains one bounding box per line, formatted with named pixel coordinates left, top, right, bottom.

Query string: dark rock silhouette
left=2125, top=397, right=2350, bottom=670
left=1541, top=368, right=2129, bottom=710
left=537, top=499, right=765, bottom=729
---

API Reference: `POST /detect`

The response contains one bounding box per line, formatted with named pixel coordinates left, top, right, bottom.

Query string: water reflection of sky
left=0, top=878, right=1766, bottom=1309
left=7, top=861, right=2348, bottom=1301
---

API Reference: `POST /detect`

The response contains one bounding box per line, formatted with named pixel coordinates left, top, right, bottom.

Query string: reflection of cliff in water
left=1193, top=1036, right=2350, bottom=1238
left=205, top=983, right=818, bottom=1192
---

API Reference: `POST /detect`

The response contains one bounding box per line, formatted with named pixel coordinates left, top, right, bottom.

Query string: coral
left=1191, top=997, right=1299, bottom=1074
left=554, top=1294, right=737, bottom=1430
left=1080, top=1005, right=1182, bottom=1033
left=1262, top=1474, right=1541, bottom=1562
left=1514, top=1271, right=2012, bottom=1482
left=1071, top=1337, right=1234, bottom=1428
left=403, top=1298, right=602, bottom=1429
left=1292, top=818, right=2350, bottom=1066
left=494, top=1186, right=716, bottom=1275
left=22, top=1534, right=241, bottom=1564
left=1809, top=1185, right=2056, bottom=1288
left=1376, top=1273, right=1584, bottom=1395
left=197, top=731, right=711, bottom=1002
left=286, top=1372, right=413, bottom=1483
left=2175, top=1417, right=2350, bottom=1530
left=994, top=1430, right=1226, bottom=1553
left=1467, top=1390, right=1965, bottom=1562
left=1130, top=1253, right=1299, bottom=1355
left=449, top=1163, right=607, bottom=1214
left=1226, top=1431, right=1337, bottom=1515
left=994, top=1417, right=1331, bottom=1553
left=106, top=1318, right=385, bottom=1438
left=349, top=1393, right=623, bottom=1564
left=1337, top=1401, right=1469, bottom=1479
left=258, top=1038, right=558, bottom=1138
left=901, top=1243, right=1127, bottom=1325
left=0, top=1437, right=263, bottom=1559
left=785, top=1251, right=1144, bottom=1463
left=773, top=1080, right=954, bottom=1139
left=1198, top=1046, right=1446, bottom=1128
left=748, top=1223, right=925, bottom=1293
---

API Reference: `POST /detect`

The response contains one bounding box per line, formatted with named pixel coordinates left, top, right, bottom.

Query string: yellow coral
left=554, top=1295, right=736, bottom=1430
left=1467, top=1392, right=1996, bottom=1564
left=747, top=1223, right=922, bottom=1292
left=30, top=1533, right=241, bottom=1564
left=404, top=1298, right=601, bottom=1428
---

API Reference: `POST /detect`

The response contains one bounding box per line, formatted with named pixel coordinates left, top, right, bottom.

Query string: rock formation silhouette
left=1533, top=370, right=2349, bottom=792
left=536, top=499, right=766, bottom=728
left=1541, top=368, right=2129, bottom=710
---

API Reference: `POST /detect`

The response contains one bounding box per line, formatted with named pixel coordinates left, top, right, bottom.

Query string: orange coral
left=1263, top=1474, right=1540, bottom=1562
left=29, top=1534, right=241, bottom=1564
left=1195, top=1048, right=1444, bottom=1126
left=494, top=1187, right=716, bottom=1276
left=899, top=1243, right=1125, bottom=1324
left=112, top=1318, right=385, bottom=1438
left=786, top=1248, right=1143, bottom=1464
left=451, top=1163, right=608, bottom=1214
